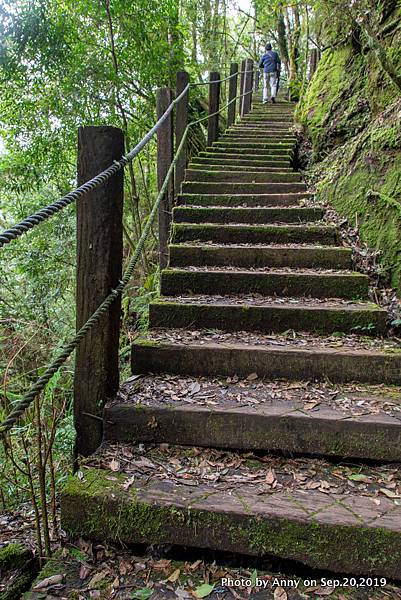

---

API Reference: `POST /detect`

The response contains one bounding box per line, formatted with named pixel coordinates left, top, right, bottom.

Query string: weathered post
left=157, top=87, right=174, bottom=269
left=309, top=48, right=319, bottom=80
left=175, top=71, right=189, bottom=194
left=227, top=62, right=238, bottom=128
left=254, top=68, right=260, bottom=92
left=242, top=58, right=254, bottom=115
left=239, top=59, right=246, bottom=117
left=207, top=72, right=221, bottom=147
left=75, top=125, right=124, bottom=458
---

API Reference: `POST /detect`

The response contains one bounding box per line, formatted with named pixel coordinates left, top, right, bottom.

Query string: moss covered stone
left=60, top=467, right=401, bottom=578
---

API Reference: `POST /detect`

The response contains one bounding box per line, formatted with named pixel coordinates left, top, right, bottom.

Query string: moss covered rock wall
left=296, top=8, right=401, bottom=290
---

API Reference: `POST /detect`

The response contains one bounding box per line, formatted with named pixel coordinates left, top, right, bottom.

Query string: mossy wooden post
left=239, top=59, right=246, bottom=117
left=227, top=62, right=238, bottom=128
left=242, top=58, right=253, bottom=115
left=207, top=71, right=221, bottom=147
left=75, top=125, right=124, bottom=458
left=175, top=71, right=189, bottom=195
left=157, top=87, right=174, bottom=269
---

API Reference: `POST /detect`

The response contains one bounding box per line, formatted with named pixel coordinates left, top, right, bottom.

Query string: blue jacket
left=259, top=50, right=281, bottom=73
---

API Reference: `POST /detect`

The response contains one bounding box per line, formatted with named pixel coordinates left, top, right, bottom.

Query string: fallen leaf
left=246, top=373, right=258, bottom=381
left=274, top=586, right=287, bottom=600
left=109, top=459, right=120, bottom=472
left=131, top=588, right=153, bottom=599
left=33, top=574, right=65, bottom=590
left=194, top=583, right=215, bottom=598
left=89, top=570, right=109, bottom=588
left=311, top=586, right=335, bottom=596
left=379, top=488, right=401, bottom=499
left=265, top=469, right=276, bottom=485
left=348, top=473, right=371, bottom=483
left=168, top=568, right=181, bottom=582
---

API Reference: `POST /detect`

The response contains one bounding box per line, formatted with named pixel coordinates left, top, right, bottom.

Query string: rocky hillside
left=296, top=5, right=401, bottom=291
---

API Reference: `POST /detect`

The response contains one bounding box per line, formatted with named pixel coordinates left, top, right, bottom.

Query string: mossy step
left=181, top=182, right=306, bottom=195
left=131, top=336, right=401, bottom=385
left=242, top=117, right=293, bottom=123
left=176, top=193, right=310, bottom=207
left=222, top=133, right=297, bottom=141
left=184, top=169, right=301, bottom=184
left=172, top=206, right=322, bottom=224
left=172, top=223, right=336, bottom=245
left=204, top=147, right=293, bottom=157
left=60, top=464, right=401, bottom=578
left=199, top=151, right=292, bottom=164
left=105, top=386, right=400, bottom=460
left=150, top=299, right=385, bottom=335
left=233, top=122, right=293, bottom=128
left=169, top=243, right=352, bottom=269
left=0, top=543, right=38, bottom=600
left=213, top=141, right=294, bottom=150
left=189, top=161, right=293, bottom=172
left=160, top=268, right=368, bottom=299
left=224, top=132, right=296, bottom=140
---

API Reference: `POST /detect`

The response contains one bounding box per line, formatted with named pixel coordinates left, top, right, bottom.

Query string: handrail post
left=157, top=87, right=174, bottom=269
left=243, top=58, right=253, bottom=115
left=254, top=68, right=260, bottom=92
left=227, top=62, right=238, bottom=128
left=207, top=71, right=221, bottom=147
left=74, top=125, right=124, bottom=458
left=175, top=71, right=189, bottom=194
left=239, top=59, right=246, bottom=117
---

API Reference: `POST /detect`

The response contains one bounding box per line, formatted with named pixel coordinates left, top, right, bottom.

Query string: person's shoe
left=263, top=100, right=268, bottom=104
left=272, top=97, right=276, bottom=104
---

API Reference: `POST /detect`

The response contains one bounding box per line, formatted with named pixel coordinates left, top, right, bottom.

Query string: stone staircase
left=62, top=100, right=401, bottom=579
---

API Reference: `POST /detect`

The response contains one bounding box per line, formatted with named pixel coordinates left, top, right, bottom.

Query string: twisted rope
left=189, top=66, right=256, bottom=87
left=0, top=84, right=190, bottom=249
left=0, top=83, right=254, bottom=436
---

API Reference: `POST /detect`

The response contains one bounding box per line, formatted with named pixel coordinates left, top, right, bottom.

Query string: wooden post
left=309, top=48, right=319, bottom=80
left=207, top=71, right=221, bottom=147
left=239, top=59, right=246, bottom=117
left=74, top=126, right=124, bottom=458
left=227, top=62, right=238, bottom=128
left=157, top=87, right=174, bottom=269
left=175, top=70, right=189, bottom=194
left=254, top=69, right=260, bottom=92
left=242, top=58, right=253, bottom=115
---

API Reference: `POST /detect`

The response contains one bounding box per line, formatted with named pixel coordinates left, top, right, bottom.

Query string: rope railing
left=0, top=78, right=255, bottom=437
left=0, top=84, right=190, bottom=249
left=189, top=66, right=256, bottom=87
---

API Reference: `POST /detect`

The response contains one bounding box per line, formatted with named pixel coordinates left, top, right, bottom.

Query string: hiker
left=259, top=43, right=281, bottom=104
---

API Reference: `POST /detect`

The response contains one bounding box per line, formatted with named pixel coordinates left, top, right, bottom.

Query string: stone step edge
left=131, top=339, right=401, bottom=385
left=149, top=299, right=386, bottom=335
left=61, top=467, right=401, bottom=578
left=105, top=401, right=400, bottom=461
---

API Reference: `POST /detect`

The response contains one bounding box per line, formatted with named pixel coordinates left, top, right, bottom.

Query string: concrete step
left=184, top=169, right=302, bottom=184
left=160, top=268, right=369, bottom=299
left=242, top=116, right=293, bottom=122
left=105, top=377, right=400, bottom=460
left=169, top=243, right=352, bottom=269
left=189, top=161, right=293, bottom=172
left=181, top=182, right=307, bottom=195
left=131, top=331, right=401, bottom=385
left=172, top=206, right=322, bottom=224
left=150, top=297, right=386, bottom=335
left=172, top=223, right=336, bottom=245
left=61, top=445, right=401, bottom=577
left=176, top=193, right=311, bottom=207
